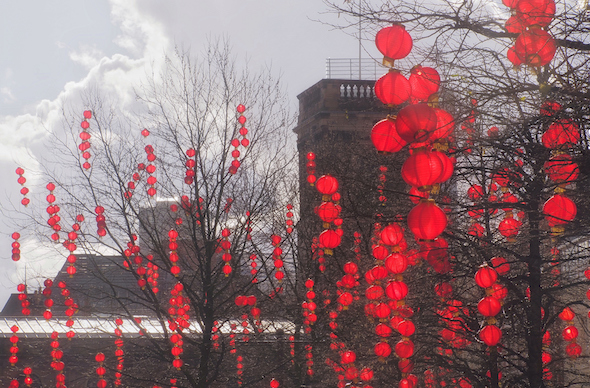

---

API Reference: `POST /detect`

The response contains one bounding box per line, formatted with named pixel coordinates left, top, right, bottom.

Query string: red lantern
left=477, top=296, right=502, bottom=317
left=409, top=65, right=440, bottom=102
left=394, top=339, right=414, bottom=358
left=371, top=118, right=407, bottom=154
left=385, top=280, right=409, bottom=301
left=505, top=15, right=526, bottom=33
left=401, top=149, right=444, bottom=191
left=374, top=302, right=391, bottom=319
left=372, top=245, right=389, bottom=260
left=544, top=154, right=579, bottom=183
left=498, top=217, right=521, bottom=241
left=376, top=323, right=392, bottom=337
left=479, top=325, right=502, bottom=346
left=396, top=103, right=438, bottom=143
left=475, top=266, right=498, bottom=288
left=397, top=320, right=415, bottom=337
left=566, top=342, right=582, bottom=359
left=542, top=119, right=580, bottom=149
left=381, top=224, right=404, bottom=246
left=270, top=379, right=280, bottom=388
left=375, top=341, right=392, bottom=358
left=366, top=285, right=385, bottom=300
left=514, top=27, right=556, bottom=67
left=316, top=175, right=339, bottom=196
left=375, top=70, right=411, bottom=106
left=507, top=46, right=524, bottom=67
left=515, top=0, right=556, bottom=28
left=319, top=230, right=341, bottom=254
left=491, top=257, right=510, bottom=275
left=340, top=350, right=356, bottom=364
left=409, top=186, right=429, bottom=204
left=543, top=194, right=577, bottom=227
left=562, top=326, right=579, bottom=341
left=398, top=359, right=414, bottom=373
left=558, top=307, right=575, bottom=322
left=432, top=150, right=454, bottom=184
left=317, top=202, right=340, bottom=223
left=432, top=108, right=455, bottom=142
left=407, top=200, right=447, bottom=241
left=385, top=253, right=408, bottom=274
left=540, top=100, right=561, bottom=116
left=375, top=25, right=413, bottom=63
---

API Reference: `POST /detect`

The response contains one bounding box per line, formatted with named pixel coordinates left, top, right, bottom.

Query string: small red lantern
left=498, top=217, right=521, bottom=241
left=396, top=103, right=438, bottom=143
left=566, top=342, right=582, bottom=359
left=514, top=27, right=556, bottom=67
left=375, top=25, right=413, bottom=65
left=562, top=326, right=579, bottom=341
left=340, top=350, right=356, bottom=364
left=558, top=307, right=575, bottom=322
left=375, top=70, right=411, bottom=106
left=270, top=379, right=280, bottom=388
left=375, top=341, right=392, bottom=358
left=317, top=202, right=340, bottom=224
left=366, top=285, right=385, bottom=300
left=397, top=320, right=415, bottom=337
left=385, top=253, right=408, bottom=274
left=479, top=325, right=502, bottom=346
left=407, top=200, right=447, bottom=241
left=409, top=65, right=440, bottom=102
left=491, top=257, right=510, bottom=275
left=371, top=118, right=407, bottom=154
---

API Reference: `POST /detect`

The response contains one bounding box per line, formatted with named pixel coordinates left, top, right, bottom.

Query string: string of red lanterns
left=80, top=110, right=92, bottom=170
left=15, top=167, right=29, bottom=206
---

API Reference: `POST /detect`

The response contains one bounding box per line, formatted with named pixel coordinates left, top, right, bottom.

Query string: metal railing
left=325, top=58, right=384, bottom=80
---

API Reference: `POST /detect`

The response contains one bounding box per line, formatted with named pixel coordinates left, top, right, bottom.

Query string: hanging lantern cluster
left=168, top=282, right=190, bottom=332
left=146, top=254, right=160, bottom=294
left=50, top=331, right=66, bottom=387
left=42, top=279, right=54, bottom=320
left=540, top=102, right=579, bottom=236
left=306, top=152, right=316, bottom=185
left=212, top=321, right=220, bottom=351
left=15, top=167, right=29, bottom=206
left=184, top=148, right=196, bottom=185
left=17, top=283, right=30, bottom=315
left=46, top=183, right=61, bottom=242
left=218, top=228, right=232, bottom=276
left=315, top=175, right=342, bottom=256
left=305, top=344, right=314, bottom=376
left=144, top=145, right=157, bottom=197
left=24, top=367, right=33, bottom=386
left=170, top=332, right=184, bottom=370
left=114, top=318, right=124, bottom=386
left=95, top=352, right=107, bottom=388
left=376, top=165, right=388, bottom=204
left=504, top=0, right=556, bottom=67
left=95, top=206, right=107, bottom=238
left=169, top=229, right=181, bottom=277
left=286, top=204, right=294, bottom=234
left=302, top=279, right=317, bottom=333
left=58, top=281, right=77, bottom=338
left=79, top=110, right=92, bottom=170
left=435, top=282, right=471, bottom=352
left=475, top=265, right=503, bottom=347
left=64, top=227, right=79, bottom=276
left=240, top=313, right=251, bottom=342
left=228, top=104, right=249, bottom=175
left=11, top=232, right=20, bottom=262
left=249, top=253, right=258, bottom=283
left=558, top=307, right=582, bottom=359
left=9, top=325, right=19, bottom=365
left=271, top=234, right=285, bottom=281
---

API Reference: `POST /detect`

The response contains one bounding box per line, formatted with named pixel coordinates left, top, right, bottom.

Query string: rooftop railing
left=325, top=58, right=384, bottom=81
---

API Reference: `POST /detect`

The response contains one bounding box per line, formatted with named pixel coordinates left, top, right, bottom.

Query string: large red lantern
left=386, top=280, right=409, bottom=301
left=319, top=230, right=341, bottom=254
left=475, top=266, right=498, bottom=288
left=543, top=194, right=577, bottom=227
left=407, top=199, right=447, bottom=241
left=375, top=25, right=413, bottom=64
left=396, top=103, right=438, bottom=143
left=385, top=253, right=408, bottom=274
left=544, top=154, right=579, bottom=183
left=505, top=15, right=527, bottom=33
left=316, top=175, right=339, bottom=196
left=394, top=339, right=414, bottom=358
left=401, top=149, right=444, bottom=191
left=514, top=27, right=556, bottom=67
left=317, top=202, right=340, bottom=223
left=479, top=325, right=502, bottom=346
left=542, top=119, right=580, bottom=149
left=432, top=150, right=454, bottom=184
left=397, top=320, right=415, bottom=337
left=515, top=0, right=556, bottom=28
left=371, top=118, right=407, bottom=154
left=375, top=70, right=411, bottom=106
left=507, top=46, right=524, bottom=67
left=409, top=65, right=440, bottom=102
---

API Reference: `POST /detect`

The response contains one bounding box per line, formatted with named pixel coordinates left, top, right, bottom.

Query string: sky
left=0, top=0, right=382, bottom=308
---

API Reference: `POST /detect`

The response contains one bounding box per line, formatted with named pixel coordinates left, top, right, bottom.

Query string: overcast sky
left=0, top=0, right=383, bottom=307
